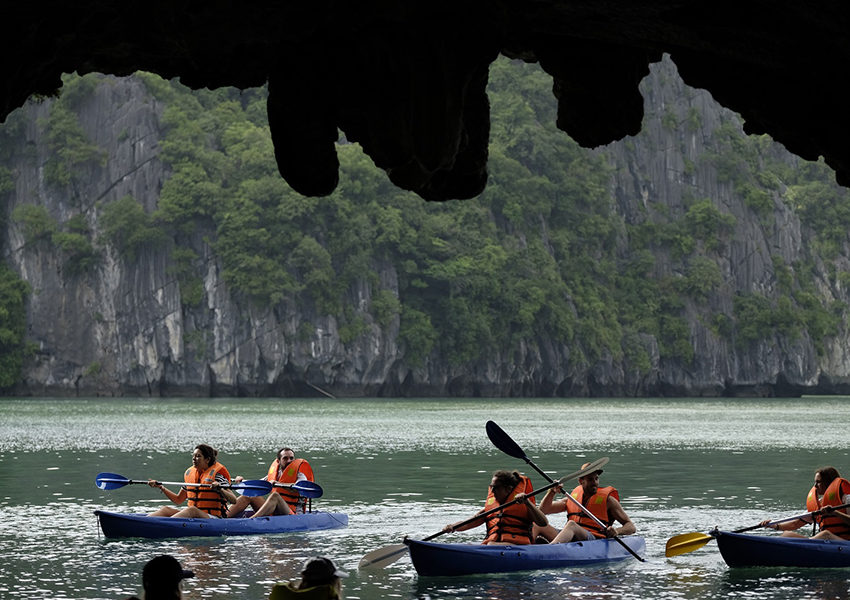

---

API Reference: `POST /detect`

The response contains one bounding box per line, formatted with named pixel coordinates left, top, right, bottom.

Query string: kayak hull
left=94, top=510, right=348, bottom=539
left=404, top=536, right=646, bottom=576
left=715, top=530, right=850, bottom=568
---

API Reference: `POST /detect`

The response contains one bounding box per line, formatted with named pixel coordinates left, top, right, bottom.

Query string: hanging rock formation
left=2, top=2, right=849, bottom=200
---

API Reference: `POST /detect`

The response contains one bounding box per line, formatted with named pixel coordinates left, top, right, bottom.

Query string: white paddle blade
left=358, top=544, right=408, bottom=570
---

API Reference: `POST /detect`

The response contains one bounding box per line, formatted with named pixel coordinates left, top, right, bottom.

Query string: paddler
left=759, top=465, right=850, bottom=540
left=539, top=461, right=636, bottom=543
left=227, top=446, right=315, bottom=518
left=442, top=470, right=548, bottom=545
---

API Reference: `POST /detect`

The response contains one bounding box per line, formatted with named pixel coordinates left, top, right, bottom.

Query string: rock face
left=3, top=57, right=850, bottom=397
left=1, top=3, right=849, bottom=201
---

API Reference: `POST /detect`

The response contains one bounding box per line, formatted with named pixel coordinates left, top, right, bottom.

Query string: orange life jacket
left=184, top=462, right=231, bottom=517
left=267, top=458, right=314, bottom=513
left=806, top=477, right=850, bottom=539
left=567, top=484, right=618, bottom=539
left=483, top=475, right=535, bottom=545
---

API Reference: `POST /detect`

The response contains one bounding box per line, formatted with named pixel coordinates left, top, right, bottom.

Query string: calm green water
left=2, top=397, right=850, bottom=599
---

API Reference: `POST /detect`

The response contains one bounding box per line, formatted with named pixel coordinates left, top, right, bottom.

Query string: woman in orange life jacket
left=538, top=461, right=636, bottom=544
left=147, top=444, right=237, bottom=518
left=759, top=466, right=850, bottom=540
left=226, top=447, right=314, bottom=519
left=442, top=470, right=548, bottom=545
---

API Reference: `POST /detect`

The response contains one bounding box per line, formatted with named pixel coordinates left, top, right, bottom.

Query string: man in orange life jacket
left=538, top=462, right=636, bottom=544
left=442, top=470, right=549, bottom=545
left=760, top=466, right=850, bottom=540
left=227, top=447, right=315, bottom=518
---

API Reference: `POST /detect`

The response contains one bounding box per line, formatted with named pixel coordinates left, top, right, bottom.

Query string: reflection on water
left=3, top=397, right=850, bottom=599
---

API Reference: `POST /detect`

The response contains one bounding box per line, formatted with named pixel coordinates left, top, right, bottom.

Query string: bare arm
left=539, top=487, right=567, bottom=515
left=212, top=474, right=238, bottom=504
left=218, top=485, right=238, bottom=504
left=606, top=497, right=636, bottom=536
left=520, top=494, right=549, bottom=527
left=148, top=479, right=187, bottom=505
left=760, top=517, right=809, bottom=531
left=444, top=509, right=486, bottom=533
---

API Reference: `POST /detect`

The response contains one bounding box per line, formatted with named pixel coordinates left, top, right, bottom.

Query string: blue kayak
left=404, top=536, right=646, bottom=576
left=94, top=510, right=348, bottom=539
left=714, top=530, right=850, bottom=568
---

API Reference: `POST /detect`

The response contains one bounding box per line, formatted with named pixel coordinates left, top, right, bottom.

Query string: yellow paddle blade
left=665, top=532, right=714, bottom=557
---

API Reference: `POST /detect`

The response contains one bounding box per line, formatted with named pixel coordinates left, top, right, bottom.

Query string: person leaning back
left=228, top=447, right=315, bottom=518
left=538, top=461, right=636, bottom=544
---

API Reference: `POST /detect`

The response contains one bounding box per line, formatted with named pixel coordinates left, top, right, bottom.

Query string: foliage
left=166, top=247, right=204, bottom=307
left=683, top=199, right=736, bottom=250
left=0, top=264, right=31, bottom=388
left=0, top=166, right=13, bottom=196
left=788, top=160, right=850, bottom=258
left=676, top=256, right=722, bottom=301
left=12, top=204, right=56, bottom=242
left=371, top=289, right=400, bottom=327
left=11, top=205, right=98, bottom=275
left=4, top=60, right=850, bottom=378
left=732, top=292, right=798, bottom=347
left=41, top=76, right=106, bottom=189
left=104, top=61, right=850, bottom=367
left=53, top=215, right=99, bottom=275
left=399, top=306, right=437, bottom=367
left=100, top=195, right=167, bottom=262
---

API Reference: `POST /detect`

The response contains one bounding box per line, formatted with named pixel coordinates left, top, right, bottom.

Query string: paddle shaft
left=98, top=477, right=259, bottom=490
left=487, top=421, right=645, bottom=562
left=737, top=502, right=850, bottom=533
left=441, top=475, right=569, bottom=538
left=532, top=461, right=644, bottom=561
left=665, top=501, right=850, bottom=557
left=359, top=472, right=583, bottom=569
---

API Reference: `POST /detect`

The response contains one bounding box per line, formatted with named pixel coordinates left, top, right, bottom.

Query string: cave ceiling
left=3, top=2, right=849, bottom=201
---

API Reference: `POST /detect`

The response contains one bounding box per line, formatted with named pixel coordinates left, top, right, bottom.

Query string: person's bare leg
left=171, top=506, right=212, bottom=518
left=226, top=495, right=264, bottom=518
left=533, top=523, right=559, bottom=542
left=551, top=522, right=589, bottom=544
left=250, top=494, right=293, bottom=518
left=812, top=530, right=844, bottom=540
left=148, top=506, right=180, bottom=517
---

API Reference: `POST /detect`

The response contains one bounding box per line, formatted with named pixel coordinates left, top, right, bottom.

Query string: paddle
left=485, top=420, right=645, bottom=562
left=94, top=472, right=272, bottom=497
left=664, top=502, right=850, bottom=557
left=358, top=460, right=608, bottom=570
left=272, top=480, right=324, bottom=499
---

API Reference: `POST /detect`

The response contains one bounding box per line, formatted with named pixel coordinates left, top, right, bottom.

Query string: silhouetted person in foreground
left=125, top=554, right=194, bottom=600
left=268, top=556, right=348, bottom=600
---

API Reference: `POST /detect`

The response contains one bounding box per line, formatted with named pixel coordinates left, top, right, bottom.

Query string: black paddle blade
left=485, top=420, right=527, bottom=460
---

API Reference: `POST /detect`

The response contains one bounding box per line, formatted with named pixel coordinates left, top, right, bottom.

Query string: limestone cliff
left=2, top=56, right=849, bottom=397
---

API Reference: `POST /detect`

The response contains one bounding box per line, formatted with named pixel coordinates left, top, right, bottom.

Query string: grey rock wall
left=3, top=57, right=850, bottom=397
